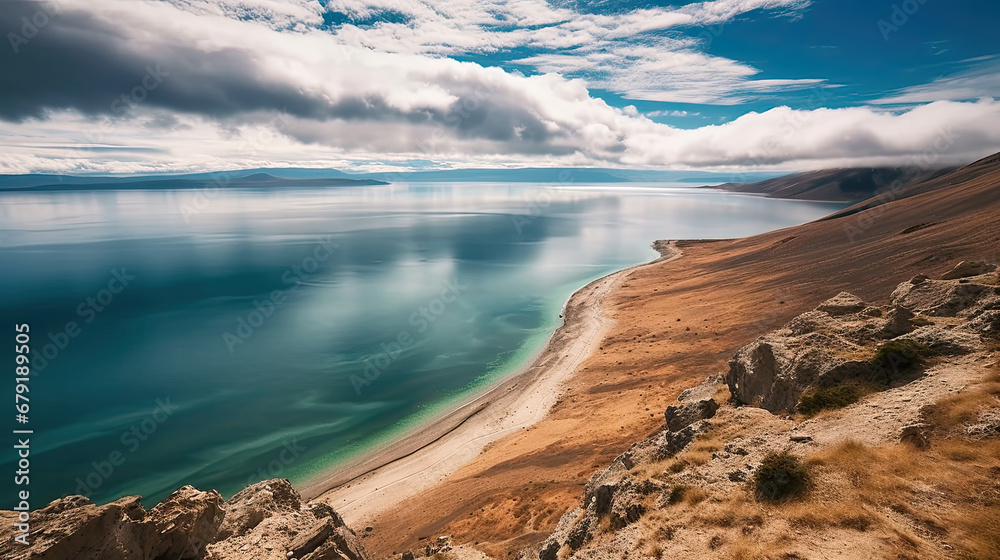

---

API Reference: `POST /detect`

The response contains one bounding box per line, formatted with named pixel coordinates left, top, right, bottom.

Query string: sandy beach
left=305, top=245, right=682, bottom=520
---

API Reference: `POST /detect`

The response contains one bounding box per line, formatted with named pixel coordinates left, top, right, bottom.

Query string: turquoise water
left=0, top=183, right=844, bottom=506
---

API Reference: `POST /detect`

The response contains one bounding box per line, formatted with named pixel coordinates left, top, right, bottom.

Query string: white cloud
left=875, top=56, right=1000, bottom=104
left=1, top=0, right=998, bottom=174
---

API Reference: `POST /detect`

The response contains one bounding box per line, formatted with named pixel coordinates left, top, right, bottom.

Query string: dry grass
left=801, top=364, right=1000, bottom=559
left=921, top=369, right=1000, bottom=433
left=684, top=487, right=710, bottom=505
left=783, top=501, right=873, bottom=532
left=694, top=496, right=764, bottom=529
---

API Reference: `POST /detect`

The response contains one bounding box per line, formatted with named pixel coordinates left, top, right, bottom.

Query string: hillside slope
left=357, top=152, right=1000, bottom=559
left=711, top=166, right=953, bottom=202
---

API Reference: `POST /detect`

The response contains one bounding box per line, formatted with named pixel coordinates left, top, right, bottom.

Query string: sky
left=1, top=0, right=999, bottom=174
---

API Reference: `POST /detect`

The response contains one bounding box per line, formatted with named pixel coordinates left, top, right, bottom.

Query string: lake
left=0, top=183, right=844, bottom=506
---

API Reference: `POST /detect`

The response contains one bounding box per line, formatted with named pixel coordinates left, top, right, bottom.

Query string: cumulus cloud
left=0, top=0, right=998, bottom=174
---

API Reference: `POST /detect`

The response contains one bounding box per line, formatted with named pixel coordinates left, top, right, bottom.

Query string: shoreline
left=302, top=243, right=682, bottom=522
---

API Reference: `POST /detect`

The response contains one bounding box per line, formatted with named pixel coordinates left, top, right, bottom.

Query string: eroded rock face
left=726, top=266, right=997, bottom=414
left=664, top=398, right=719, bottom=432
left=726, top=329, right=872, bottom=413
left=0, top=480, right=369, bottom=560
left=890, top=277, right=996, bottom=317
left=217, top=479, right=301, bottom=539
left=941, top=261, right=998, bottom=280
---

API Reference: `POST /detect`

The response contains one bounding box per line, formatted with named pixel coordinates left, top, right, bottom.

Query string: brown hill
left=712, top=166, right=954, bottom=202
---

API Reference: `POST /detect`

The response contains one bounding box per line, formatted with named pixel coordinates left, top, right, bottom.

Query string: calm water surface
left=0, top=183, right=844, bottom=505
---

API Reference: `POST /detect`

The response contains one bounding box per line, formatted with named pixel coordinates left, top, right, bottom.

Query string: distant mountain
left=1, top=173, right=386, bottom=191
left=0, top=167, right=783, bottom=190
left=707, top=167, right=955, bottom=202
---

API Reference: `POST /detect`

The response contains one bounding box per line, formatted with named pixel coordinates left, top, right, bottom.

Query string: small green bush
left=873, top=340, right=931, bottom=371
left=753, top=451, right=810, bottom=502
left=798, top=384, right=865, bottom=416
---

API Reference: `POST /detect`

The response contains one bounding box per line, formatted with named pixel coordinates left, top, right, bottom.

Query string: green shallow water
left=0, top=182, right=845, bottom=506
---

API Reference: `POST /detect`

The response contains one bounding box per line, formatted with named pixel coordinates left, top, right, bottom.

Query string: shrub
left=753, top=451, right=810, bottom=502
left=798, top=383, right=865, bottom=416
left=873, top=340, right=931, bottom=372
left=667, top=485, right=687, bottom=504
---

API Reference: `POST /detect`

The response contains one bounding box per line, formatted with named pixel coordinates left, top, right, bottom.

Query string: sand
left=305, top=246, right=682, bottom=522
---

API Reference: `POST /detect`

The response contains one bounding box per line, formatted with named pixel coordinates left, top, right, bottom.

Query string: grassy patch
left=753, top=451, right=810, bottom=502
left=797, top=383, right=869, bottom=416
left=873, top=339, right=931, bottom=372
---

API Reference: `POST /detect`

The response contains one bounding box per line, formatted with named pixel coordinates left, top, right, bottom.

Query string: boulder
left=726, top=333, right=871, bottom=413
left=1, top=479, right=369, bottom=560
left=145, top=485, right=225, bottom=559
left=879, top=306, right=915, bottom=338
left=890, top=278, right=992, bottom=317
left=664, top=398, right=719, bottom=432
left=965, top=310, right=1000, bottom=337
left=941, top=261, right=997, bottom=280
left=816, top=292, right=866, bottom=316
left=218, top=478, right=301, bottom=539
left=895, top=326, right=979, bottom=355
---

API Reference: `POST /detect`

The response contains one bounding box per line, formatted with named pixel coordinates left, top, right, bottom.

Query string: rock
left=941, top=261, right=997, bottom=280
left=816, top=292, right=866, bottom=316
left=891, top=278, right=992, bottom=317
left=879, top=306, right=915, bottom=338
left=678, top=375, right=723, bottom=402
left=664, top=398, right=719, bottom=432
left=895, top=326, right=980, bottom=355
left=966, top=310, right=1000, bottom=336
left=289, top=519, right=335, bottom=558
left=728, top=470, right=747, bottom=482
left=402, top=552, right=415, bottom=560
left=538, top=539, right=561, bottom=560
left=724, top=443, right=749, bottom=456
left=789, top=435, right=813, bottom=443
left=900, top=423, right=931, bottom=449
left=654, top=422, right=703, bottom=460
left=608, top=489, right=644, bottom=530
left=618, top=450, right=635, bottom=470
left=726, top=334, right=872, bottom=413
left=1, top=479, right=370, bottom=560
left=146, top=485, right=225, bottom=560
left=590, top=484, right=616, bottom=517
left=219, top=478, right=302, bottom=539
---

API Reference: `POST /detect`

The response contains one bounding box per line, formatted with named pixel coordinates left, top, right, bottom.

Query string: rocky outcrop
left=664, top=398, right=719, bottom=432
left=536, top=390, right=716, bottom=558
left=0, top=480, right=369, bottom=560
left=940, top=260, right=998, bottom=280
left=727, top=265, right=998, bottom=413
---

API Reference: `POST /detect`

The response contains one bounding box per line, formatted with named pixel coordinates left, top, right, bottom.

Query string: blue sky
left=1, top=0, right=999, bottom=173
